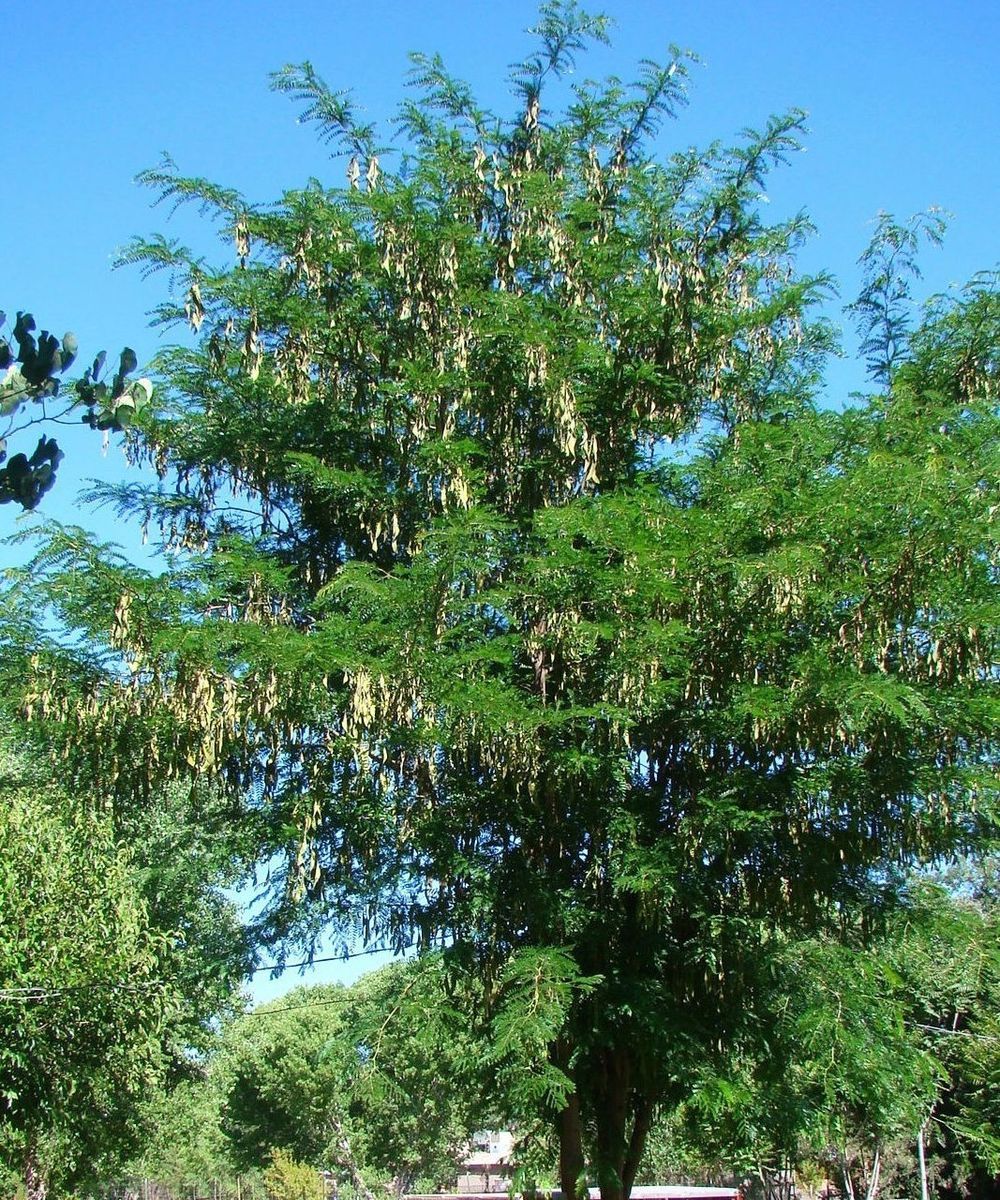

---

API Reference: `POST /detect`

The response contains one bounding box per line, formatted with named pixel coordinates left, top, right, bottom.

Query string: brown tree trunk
left=622, top=1093, right=654, bottom=1199
left=558, top=1089, right=587, bottom=1200
left=593, top=1049, right=631, bottom=1200
left=25, top=1138, right=47, bottom=1200
left=590, top=1049, right=655, bottom=1200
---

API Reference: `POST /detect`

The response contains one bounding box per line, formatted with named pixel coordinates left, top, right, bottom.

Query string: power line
left=232, top=998, right=1000, bottom=1038
left=0, top=942, right=420, bottom=1005
left=251, top=942, right=415, bottom=975
left=238, top=993, right=366, bottom=1019
left=4, top=979, right=998, bottom=1046
left=4, top=944, right=998, bottom=1047
left=907, top=1020, right=1000, bottom=1045
left=0, top=981, right=163, bottom=1001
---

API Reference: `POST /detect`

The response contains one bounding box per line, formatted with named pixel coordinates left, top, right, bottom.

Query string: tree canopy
left=650, top=876, right=1000, bottom=1200
left=4, top=4, right=997, bottom=1198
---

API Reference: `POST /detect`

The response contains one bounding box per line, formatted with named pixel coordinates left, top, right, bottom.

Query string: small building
left=455, top=1132, right=515, bottom=1194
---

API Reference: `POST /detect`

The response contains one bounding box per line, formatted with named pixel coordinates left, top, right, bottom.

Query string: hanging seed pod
left=234, top=217, right=250, bottom=266
left=185, top=282, right=205, bottom=333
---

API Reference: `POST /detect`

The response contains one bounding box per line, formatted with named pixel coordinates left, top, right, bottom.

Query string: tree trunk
left=558, top=1090, right=587, bottom=1200
left=556, top=1040, right=652, bottom=1200
left=593, top=1054, right=628, bottom=1200
left=917, top=1122, right=930, bottom=1200
left=621, top=1094, right=654, bottom=1199
left=840, top=1150, right=855, bottom=1200
left=863, top=1149, right=881, bottom=1200
left=24, top=1139, right=47, bottom=1200
left=592, top=1048, right=653, bottom=1200
left=328, top=1110, right=377, bottom=1200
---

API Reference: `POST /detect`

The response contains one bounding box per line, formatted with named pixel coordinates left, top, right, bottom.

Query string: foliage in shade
left=641, top=876, right=1000, bottom=1196
left=4, top=4, right=997, bottom=1197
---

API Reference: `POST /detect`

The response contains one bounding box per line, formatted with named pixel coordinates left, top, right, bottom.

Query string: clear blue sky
left=3, top=0, right=998, bottom=1000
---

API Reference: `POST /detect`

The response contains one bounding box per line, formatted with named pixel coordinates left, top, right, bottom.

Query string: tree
left=637, top=881, right=1000, bottom=1200
left=0, top=728, right=253, bottom=1200
left=0, top=309, right=151, bottom=510
left=113, top=774, right=255, bottom=1070
left=131, top=1072, right=243, bottom=1200
left=220, top=984, right=353, bottom=1173
left=0, top=621, right=250, bottom=1195
left=656, top=927, right=934, bottom=1200
left=0, top=738, right=171, bottom=1200
left=6, top=5, right=998, bottom=1197
left=218, top=960, right=484, bottom=1193
left=887, top=876, right=1000, bottom=1198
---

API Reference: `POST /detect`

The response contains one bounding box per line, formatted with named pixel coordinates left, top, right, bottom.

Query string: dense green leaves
left=0, top=740, right=171, bottom=1195
left=657, top=878, right=1000, bottom=1196
left=217, top=959, right=483, bottom=1192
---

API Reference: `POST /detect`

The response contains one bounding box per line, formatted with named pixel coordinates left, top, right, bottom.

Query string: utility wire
left=251, top=942, right=415, bottom=975
left=3, top=978, right=998, bottom=1044
left=238, top=993, right=377, bottom=1019
left=0, top=941, right=418, bottom=1004
left=0, top=979, right=167, bottom=1000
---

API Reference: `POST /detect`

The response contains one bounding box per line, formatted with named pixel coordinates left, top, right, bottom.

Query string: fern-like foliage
left=848, top=208, right=947, bottom=385
left=618, top=49, right=695, bottom=155
left=136, top=152, right=247, bottom=220
left=509, top=0, right=611, bottom=109
left=269, top=61, right=377, bottom=160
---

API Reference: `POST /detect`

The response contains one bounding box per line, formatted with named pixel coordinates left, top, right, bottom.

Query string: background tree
left=0, top=738, right=171, bottom=1200
left=220, top=985, right=351, bottom=1174
left=659, top=929, right=933, bottom=1200
left=131, top=1072, right=254, bottom=1200
left=0, top=310, right=151, bottom=510
left=219, top=959, right=484, bottom=1194
left=886, top=876, right=1000, bottom=1198
left=117, top=775, right=254, bottom=1071
left=0, top=617, right=250, bottom=1197
left=5, top=5, right=997, bottom=1198
left=639, top=881, right=1000, bottom=1200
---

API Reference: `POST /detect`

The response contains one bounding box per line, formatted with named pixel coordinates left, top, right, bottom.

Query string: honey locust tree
left=9, top=5, right=999, bottom=1198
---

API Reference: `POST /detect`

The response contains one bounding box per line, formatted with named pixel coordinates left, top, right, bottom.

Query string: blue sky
left=5, top=0, right=997, bottom=521
left=3, top=0, right=998, bottom=1001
